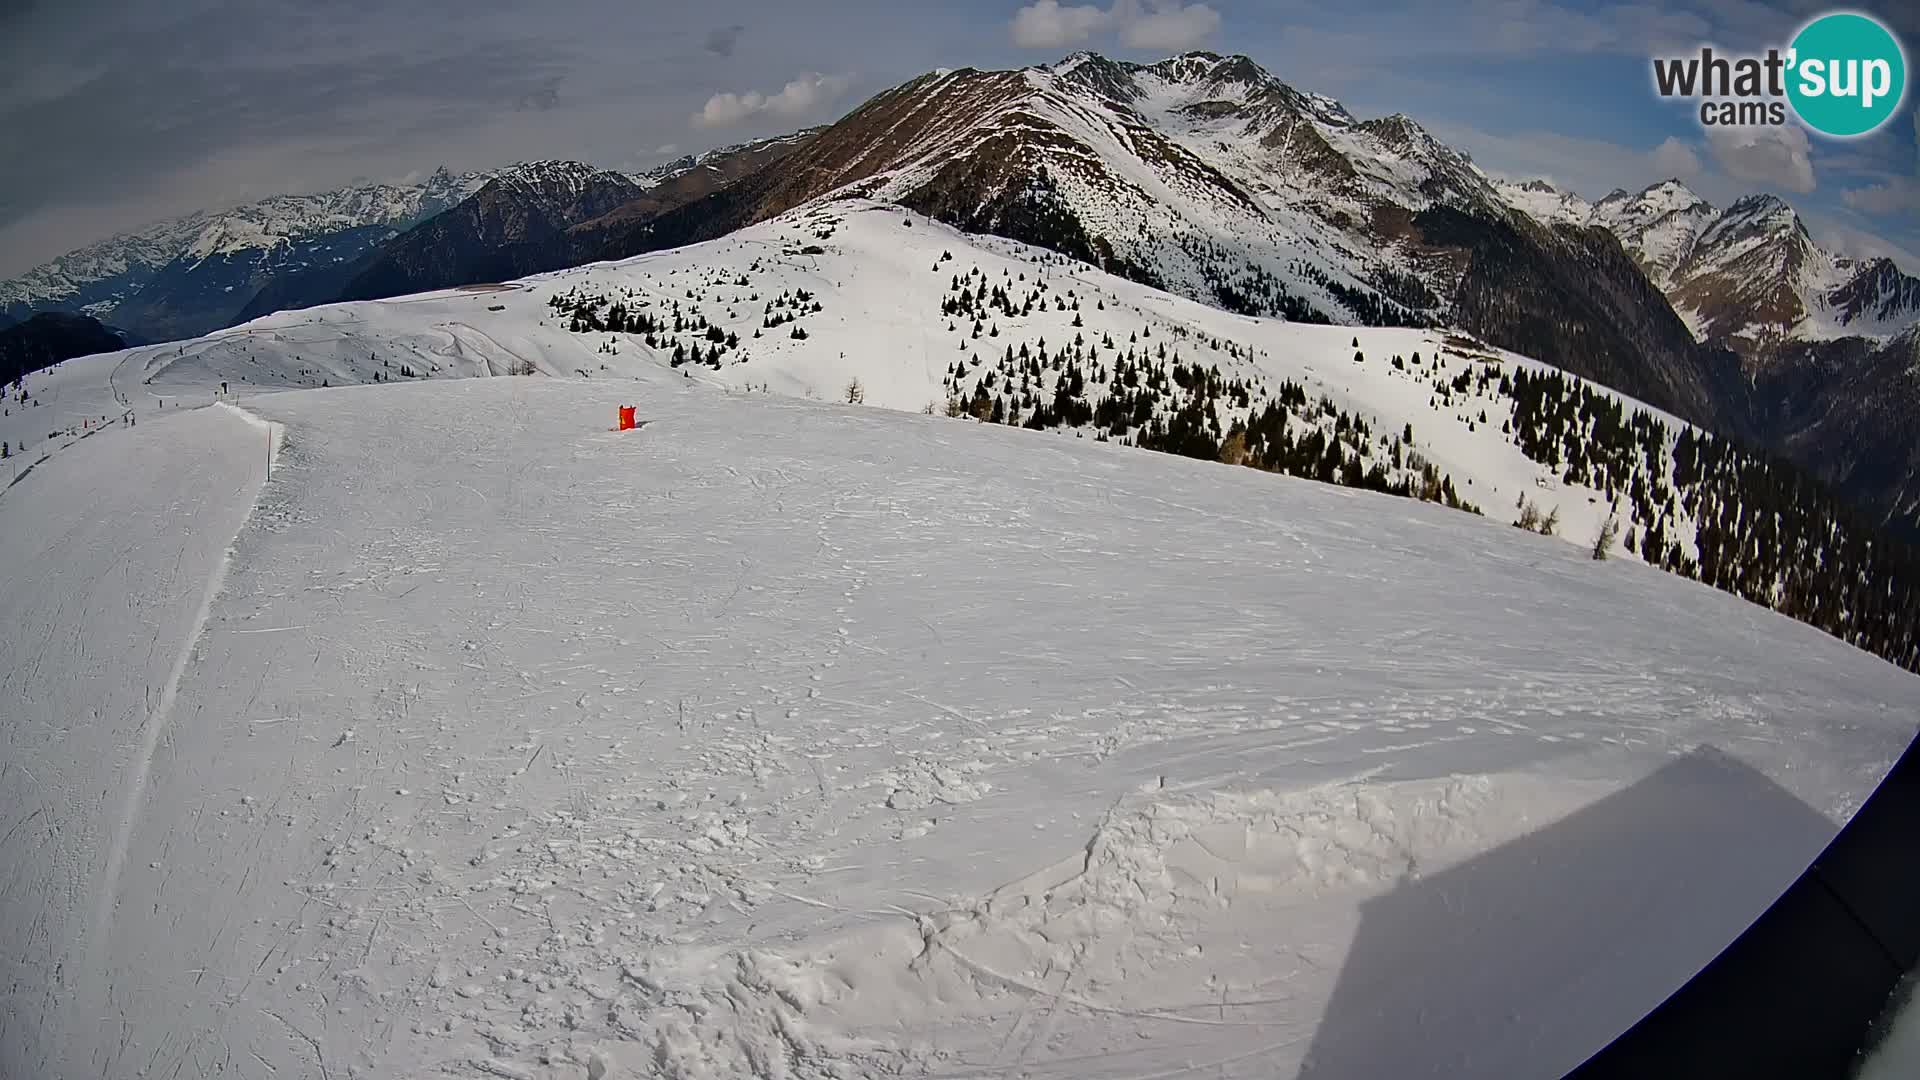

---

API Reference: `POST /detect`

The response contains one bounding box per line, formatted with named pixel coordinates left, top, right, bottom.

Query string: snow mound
left=588, top=772, right=1550, bottom=1078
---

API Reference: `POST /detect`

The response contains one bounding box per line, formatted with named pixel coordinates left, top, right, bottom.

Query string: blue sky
left=1, top=0, right=1915, bottom=276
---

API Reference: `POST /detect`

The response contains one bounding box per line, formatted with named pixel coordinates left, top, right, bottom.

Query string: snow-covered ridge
left=1493, top=178, right=1594, bottom=229
left=1496, top=177, right=1719, bottom=287
left=1693, top=193, right=1804, bottom=255
left=1097, top=50, right=1476, bottom=212
left=814, top=49, right=1514, bottom=332
left=24, top=201, right=1694, bottom=567
left=0, top=215, right=212, bottom=315
left=181, top=173, right=489, bottom=263
left=23, top=197, right=1917, bottom=672
left=475, top=160, right=635, bottom=203
left=629, top=128, right=827, bottom=190
left=1, top=167, right=493, bottom=310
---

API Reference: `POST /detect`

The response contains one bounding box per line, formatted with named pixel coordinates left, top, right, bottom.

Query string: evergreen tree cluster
left=1372, top=267, right=1443, bottom=315
left=1504, top=368, right=1672, bottom=503
left=545, top=272, right=826, bottom=372
left=935, top=306, right=1479, bottom=516
left=760, top=288, right=822, bottom=333
left=940, top=263, right=1089, bottom=332
left=1234, top=399, right=1473, bottom=509
left=1363, top=346, right=1918, bottom=670
left=1495, top=364, right=1920, bottom=672
left=1289, top=260, right=1432, bottom=328
left=1125, top=236, right=1440, bottom=328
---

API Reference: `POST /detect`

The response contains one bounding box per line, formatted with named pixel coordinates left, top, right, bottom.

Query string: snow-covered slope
left=5, top=307, right=1916, bottom=1078
left=19, top=198, right=1920, bottom=654
left=19, top=200, right=1721, bottom=570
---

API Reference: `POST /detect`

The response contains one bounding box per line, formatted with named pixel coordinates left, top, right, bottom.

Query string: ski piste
left=5, top=343, right=1915, bottom=1077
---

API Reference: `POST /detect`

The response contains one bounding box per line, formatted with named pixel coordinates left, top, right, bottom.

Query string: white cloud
left=1009, top=0, right=1220, bottom=52
left=691, top=74, right=852, bottom=130
left=1800, top=210, right=1920, bottom=270
left=1836, top=107, right=1919, bottom=216
left=1010, top=0, right=1112, bottom=48
left=1473, top=0, right=1611, bottom=53
left=1601, top=3, right=1713, bottom=55
left=1427, top=119, right=1693, bottom=200
left=1841, top=178, right=1920, bottom=215
left=1706, top=124, right=1815, bottom=194
left=1650, top=135, right=1705, bottom=181
left=692, top=93, right=758, bottom=129
left=1121, top=2, right=1221, bottom=50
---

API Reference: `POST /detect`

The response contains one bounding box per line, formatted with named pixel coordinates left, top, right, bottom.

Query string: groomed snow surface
left=4, top=371, right=1915, bottom=1080
left=3, top=205, right=1918, bottom=1078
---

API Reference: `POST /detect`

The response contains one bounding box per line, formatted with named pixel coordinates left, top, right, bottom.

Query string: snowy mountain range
left=614, top=51, right=1528, bottom=320
left=5, top=138, right=1919, bottom=1080
left=0, top=213, right=212, bottom=321
left=0, top=167, right=492, bottom=339
left=599, top=51, right=1746, bottom=443
left=234, top=135, right=820, bottom=324
left=1494, top=176, right=1920, bottom=352
left=1491, top=175, right=1920, bottom=530
left=328, top=161, right=650, bottom=303
left=7, top=50, right=1920, bottom=532
left=332, top=135, right=822, bottom=306
left=0, top=137, right=825, bottom=346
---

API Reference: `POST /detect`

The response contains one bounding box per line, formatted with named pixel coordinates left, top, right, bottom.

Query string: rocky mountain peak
left=486, top=160, right=627, bottom=200
left=1145, top=51, right=1270, bottom=91
left=1691, top=194, right=1813, bottom=267
left=1048, top=51, right=1146, bottom=103
left=1593, top=178, right=1709, bottom=218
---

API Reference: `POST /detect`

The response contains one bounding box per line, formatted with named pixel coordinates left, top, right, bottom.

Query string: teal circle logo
left=1786, top=12, right=1906, bottom=137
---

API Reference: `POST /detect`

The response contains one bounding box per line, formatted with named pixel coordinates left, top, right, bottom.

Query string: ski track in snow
left=0, top=400, right=271, bottom=1076
left=80, top=403, right=283, bottom=1071
left=2, top=367, right=1914, bottom=1079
